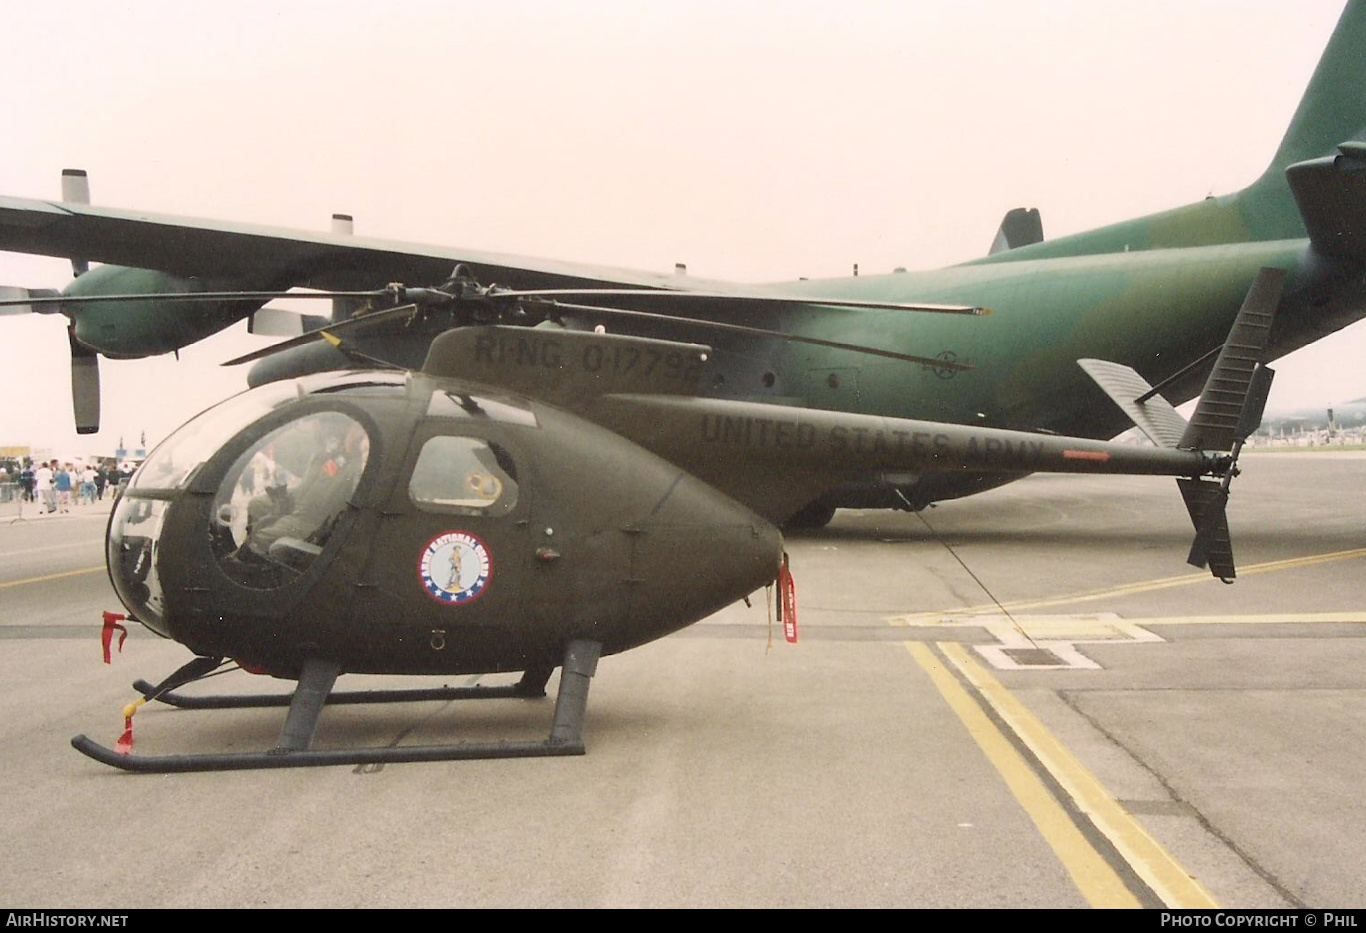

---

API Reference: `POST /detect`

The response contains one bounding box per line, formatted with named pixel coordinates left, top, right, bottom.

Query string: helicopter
left=70, top=268, right=1283, bottom=773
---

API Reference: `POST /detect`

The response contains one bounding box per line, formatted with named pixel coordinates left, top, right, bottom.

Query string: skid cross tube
left=130, top=665, right=553, bottom=710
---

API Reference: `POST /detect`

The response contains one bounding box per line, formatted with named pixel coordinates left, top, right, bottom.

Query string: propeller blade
left=330, top=214, right=365, bottom=323
left=497, top=287, right=989, bottom=316
left=223, top=303, right=418, bottom=366
left=540, top=300, right=973, bottom=371
left=248, top=306, right=331, bottom=337
left=61, top=169, right=90, bottom=205
left=0, top=287, right=62, bottom=316
left=62, top=169, right=91, bottom=277
left=68, top=326, right=100, bottom=435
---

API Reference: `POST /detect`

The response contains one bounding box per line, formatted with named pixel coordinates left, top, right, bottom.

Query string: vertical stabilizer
left=987, top=208, right=1043, bottom=255
left=974, top=2, right=1366, bottom=262
left=1265, top=0, right=1366, bottom=175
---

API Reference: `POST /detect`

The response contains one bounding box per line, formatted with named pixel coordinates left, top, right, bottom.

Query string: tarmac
left=1, top=452, right=1364, bottom=908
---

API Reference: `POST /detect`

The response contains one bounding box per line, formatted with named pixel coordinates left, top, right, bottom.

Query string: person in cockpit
left=243, top=419, right=369, bottom=564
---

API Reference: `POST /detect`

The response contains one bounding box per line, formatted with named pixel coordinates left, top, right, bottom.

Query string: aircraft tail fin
left=1263, top=2, right=1366, bottom=179
left=987, top=208, right=1043, bottom=255
left=974, top=3, right=1366, bottom=263
left=1230, top=0, right=1366, bottom=244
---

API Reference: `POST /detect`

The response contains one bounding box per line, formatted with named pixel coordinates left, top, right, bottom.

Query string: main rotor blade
left=316, top=331, right=406, bottom=371
left=222, top=303, right=418, bottom=366
left=0, top=289, right=386, bottom=309
left=542, top=300, right=973, bottom=371
left=0, top=285, right=989, bottom=318
left=499, top=288, right=989, bottom=316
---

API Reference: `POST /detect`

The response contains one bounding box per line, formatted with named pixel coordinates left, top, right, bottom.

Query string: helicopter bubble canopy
left=128, top=372, right=406, bottom=493
left=109, top=372, right=404, bottom=636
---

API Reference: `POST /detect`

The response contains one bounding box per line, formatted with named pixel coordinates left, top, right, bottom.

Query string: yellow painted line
left=890, top=546, right=1366, bottom=624
left=905, top=642, right=1141, bottom=909
left=939, top=641, right=1219, bottom=909
left=0, top=566, right=104, bottom=590
left=900, top=611, right=1366, bottom=631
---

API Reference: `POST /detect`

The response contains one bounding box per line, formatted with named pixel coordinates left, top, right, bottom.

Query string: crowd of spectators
left=4, top=459, right=126, bottom=513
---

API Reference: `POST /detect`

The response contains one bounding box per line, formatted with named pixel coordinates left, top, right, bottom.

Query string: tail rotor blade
left=1179, top=267, right=1284, bottom=452
left=1178, top=478, right=1234, bottom=582
left=1235, top=363, right=1276, bottom=442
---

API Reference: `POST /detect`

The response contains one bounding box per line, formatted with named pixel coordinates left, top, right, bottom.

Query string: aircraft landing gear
left=70, top=640, right=602, bottom=772
left=783, top=500, right=836, bottom=530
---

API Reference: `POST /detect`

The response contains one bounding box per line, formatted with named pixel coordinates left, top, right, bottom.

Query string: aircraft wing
left=0, top=195, right=680, bottom=293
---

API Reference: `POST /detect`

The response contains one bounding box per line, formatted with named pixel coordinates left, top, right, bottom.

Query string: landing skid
left=71, top=642, right=599, bottom=773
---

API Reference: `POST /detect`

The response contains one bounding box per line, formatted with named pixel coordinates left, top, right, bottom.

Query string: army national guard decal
left=419, top=532, right=493, bottom=605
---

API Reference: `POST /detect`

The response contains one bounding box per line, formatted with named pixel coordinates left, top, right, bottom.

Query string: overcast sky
left=0, top=0, right=1357, bottom=458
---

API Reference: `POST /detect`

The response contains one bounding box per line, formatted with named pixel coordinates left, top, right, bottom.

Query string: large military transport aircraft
left=3, top=2, right=1365, bottom=525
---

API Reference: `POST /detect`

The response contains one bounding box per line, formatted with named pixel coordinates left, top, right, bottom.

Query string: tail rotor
left=1080, top=267, right=1286, bottom=581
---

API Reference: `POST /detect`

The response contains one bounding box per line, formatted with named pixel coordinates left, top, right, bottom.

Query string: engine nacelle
left=66, top=265, right=265, bottom=359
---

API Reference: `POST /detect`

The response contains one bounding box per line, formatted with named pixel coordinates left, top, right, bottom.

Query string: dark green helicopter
left=72, top=268, right=1282, bottom=773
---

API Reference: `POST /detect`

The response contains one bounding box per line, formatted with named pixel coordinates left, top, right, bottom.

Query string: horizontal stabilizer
left=1286, top=143, right=1366, bottom=262
left=1178, top=478, right=1235, bottom=581
left=1077, top=358, right=1187, bottom=448
left=1178, top=267, right=1284, bottom=451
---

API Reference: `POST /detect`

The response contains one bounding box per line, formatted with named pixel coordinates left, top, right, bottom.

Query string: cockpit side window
left=409, top=436, right=519, bottom=516
left=211, top=411, right=371, bottom=588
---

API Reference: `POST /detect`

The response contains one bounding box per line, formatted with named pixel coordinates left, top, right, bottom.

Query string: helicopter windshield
left=107, top=498, right=173, bottom=636
left=129, top=372, right=401, bottom=493
left=131, top=381, right=304, bottom=492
